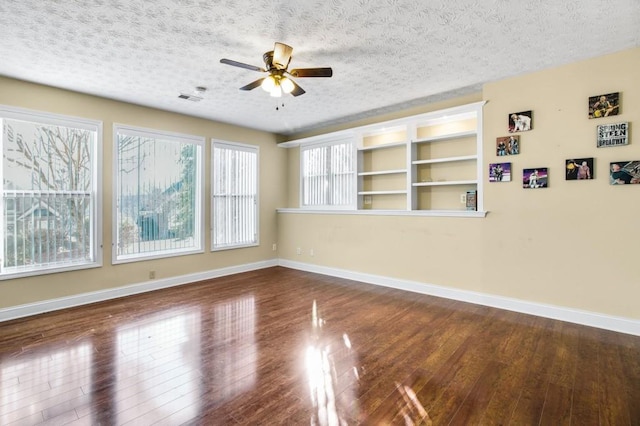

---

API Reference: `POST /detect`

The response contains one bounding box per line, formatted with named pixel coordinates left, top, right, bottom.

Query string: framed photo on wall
left=508, top=111, right=532, bottom=133
left=523, top=167, right=547, bottom=188
left=597, top=122, right=628, bottom=147
left=610, top=161, right=640, bottom=185
left=489, top=162, right=511, bottom=182
left=496, top=136, right=519, bottom=156
left=589, top=92, right=620, bottom=119
left=565, top=158, right=594, bottom=180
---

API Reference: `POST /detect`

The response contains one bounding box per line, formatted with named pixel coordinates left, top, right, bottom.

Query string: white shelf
left=358, top=141, right=406, bottom=151
left=277, top=207, right=488, bottom=218
left=358, top=190, right=408, bottom=195
left=412, top=130, right=477, bottom=144
left=412, top=155, right=477, bottom=165
left=358, top=169, right=407, bottom=176
left=412, top=180, right=477, bottom=187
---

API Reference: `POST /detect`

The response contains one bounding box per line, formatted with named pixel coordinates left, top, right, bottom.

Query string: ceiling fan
left=220, top=42, right=333, bottom=97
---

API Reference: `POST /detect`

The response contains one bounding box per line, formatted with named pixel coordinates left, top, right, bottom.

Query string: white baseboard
left=0, top=259, right=278, bottom=323
left=279, top=259, right=640, bottom=337
left=3, top=258, right=638, bottom=337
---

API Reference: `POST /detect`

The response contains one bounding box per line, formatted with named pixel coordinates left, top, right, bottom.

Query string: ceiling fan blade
left=220, top=58, right=265, bottom=73
left=239, top=78, right=265, bottom=91
left=289, top=67, right=333, bottom=78
left=290, top=79, right=306, bottom=97
left=273, top=42, right=293, bottom=69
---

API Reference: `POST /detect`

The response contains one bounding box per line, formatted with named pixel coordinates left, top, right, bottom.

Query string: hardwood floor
left=0, top=266, right=638, bottom=425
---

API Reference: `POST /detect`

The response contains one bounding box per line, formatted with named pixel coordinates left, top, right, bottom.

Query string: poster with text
left=597, top=122, right=628, bottom=148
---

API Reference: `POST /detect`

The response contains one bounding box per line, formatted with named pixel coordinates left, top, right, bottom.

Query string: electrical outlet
left=310, top=249, right=314, bottom=256
left=149, top=270, right=156, bottom=279
left=296, top=247, right=302, bottom=255
left=272, top=243, right=277, bottom=251
left=460, top=194, right=466, bottom=204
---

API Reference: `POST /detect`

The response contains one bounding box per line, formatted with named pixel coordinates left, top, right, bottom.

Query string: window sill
left=276, top=208, right=488, bottom=218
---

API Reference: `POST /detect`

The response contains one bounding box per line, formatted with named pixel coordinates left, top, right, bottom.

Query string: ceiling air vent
left=178, top=86, right=207, bottom=102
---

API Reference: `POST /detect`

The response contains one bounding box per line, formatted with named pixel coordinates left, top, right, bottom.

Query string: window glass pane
left=115, top=128, right=202, bottom=262
left=301, top=141, right=355, bottom=208
left=212, top=142, right=258, bottom=250
left=2, top=115, right=97, bottom=276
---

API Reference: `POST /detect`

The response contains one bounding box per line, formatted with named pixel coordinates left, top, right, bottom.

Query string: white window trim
left=211, top=139, right=260, bottom=252
left=299, top=137, right=357, bottom=210
left=112, top=124, right=205, bottom=264
left=0, top=105, right=103, bottom=280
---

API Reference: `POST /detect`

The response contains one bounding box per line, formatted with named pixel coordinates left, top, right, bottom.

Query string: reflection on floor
left=0, top=267, right=638, bottom=425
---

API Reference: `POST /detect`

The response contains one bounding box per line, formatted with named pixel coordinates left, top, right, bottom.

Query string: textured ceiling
left=0, top=0, right=639, bottom=136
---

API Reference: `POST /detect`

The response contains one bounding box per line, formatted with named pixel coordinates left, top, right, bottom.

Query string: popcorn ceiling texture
left=0, top=0, right=638, bottom=135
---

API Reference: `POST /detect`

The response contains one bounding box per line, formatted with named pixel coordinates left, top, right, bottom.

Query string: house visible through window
left=1, top=107, right=101, bottom=278
left=301, top=139, right=356, bottom=208
left=114, top=125, right=203, bottom=263
left=212, top=141, right=258, bottom=250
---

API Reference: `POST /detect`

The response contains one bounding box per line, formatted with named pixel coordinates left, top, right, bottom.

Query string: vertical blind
left=212, top=142, right=258, bottom=250
left=302, top=141, right=355, bottom=207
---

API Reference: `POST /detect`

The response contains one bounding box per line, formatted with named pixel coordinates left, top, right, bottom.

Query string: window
left=211, top=141, right=258, bottom=250
left=114, top=125, right=203, bottom=263
left=0, top=106, right=101, bottom=278
left=301, top=139, right=356, bottom=208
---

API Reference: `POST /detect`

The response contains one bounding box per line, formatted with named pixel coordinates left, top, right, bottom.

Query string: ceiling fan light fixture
left=280, top=77, right=294, bottom=94
left=261, top=75, right=276, bottom=92
left=270, top=83, right=283, bottom=98
left=220, top=42, right=333, bottom=99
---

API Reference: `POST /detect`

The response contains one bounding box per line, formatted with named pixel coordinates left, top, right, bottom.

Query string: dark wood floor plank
left=480, top=315, right=546, bottom=423
left=508, top=323, right=560, bottom=425
left=540, top=382, right=572, bottom=425
left=0, top=267, right=638, bottom=425
left=598, top=330, right=633, bottom=425
left=570, top=324, right=601, bottom=425
left=448, top=360, right=508, bottom=424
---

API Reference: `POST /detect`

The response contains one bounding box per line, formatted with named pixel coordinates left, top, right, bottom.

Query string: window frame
left=211, top=140, right=259, bottom=252
left=299, top=137, right=357, bottom=210
left=112, top=124, right=204, bottom=264
left=0, top=105, right=102, bottom=279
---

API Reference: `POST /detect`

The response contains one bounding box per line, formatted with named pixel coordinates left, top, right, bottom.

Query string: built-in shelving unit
left=357, top=128, right=409, bottom=210
left=279, top=101, right=486, bottom=216
left=409, top=104, right=484, bottom=211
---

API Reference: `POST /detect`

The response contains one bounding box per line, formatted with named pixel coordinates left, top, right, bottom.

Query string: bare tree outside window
left=2, top=117, right=98, bottom=272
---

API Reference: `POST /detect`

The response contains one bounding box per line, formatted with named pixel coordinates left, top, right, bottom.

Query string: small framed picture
left=496, top=136, right=520, bottom=156
left=523, top=167, right=547, bottom=188
left=589, top=92, right=620, bottom=119
left=489, top=162, right=511, bottom=182
left=597, top=122, right=629, bottom=147
left=610, top=161, right=640, bottom=185
left=508, top=111, right=532, bottom=133
left=565, top=158, right=594, bottom=180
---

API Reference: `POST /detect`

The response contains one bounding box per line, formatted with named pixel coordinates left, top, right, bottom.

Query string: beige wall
left=278, top=47, right=640, bottom=319
left=2, top=47, right=638, bottom=321
left=0, top=77, right=286, bottom=308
